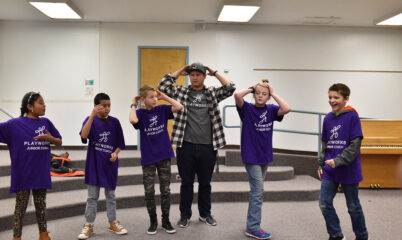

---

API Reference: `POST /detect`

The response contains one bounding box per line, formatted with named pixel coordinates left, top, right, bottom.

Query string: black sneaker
left=177, top=217, right=190, bottom=228
left=355, top=236, right=368, bottom=240
left=329, top=236, right=345, bottom=240
left=199, top=215, right=217, bottom=226
left=162, top=219, right=176, bottom=234
left=146, top=219, right=157, bottom=235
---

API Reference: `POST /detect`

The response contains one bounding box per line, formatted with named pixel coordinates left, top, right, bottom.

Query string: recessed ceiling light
left=218, top=0, right=261, bottom=23
left=27, top=0, right=82, bottom=20
left=376, top=11, right=402, bottom=26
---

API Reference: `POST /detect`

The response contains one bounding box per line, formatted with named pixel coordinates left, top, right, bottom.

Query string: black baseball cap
left=186, top=62, right=206, bottom=74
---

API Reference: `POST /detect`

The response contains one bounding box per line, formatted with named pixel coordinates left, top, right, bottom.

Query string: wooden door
left=139, top=47, right=188, bottom=143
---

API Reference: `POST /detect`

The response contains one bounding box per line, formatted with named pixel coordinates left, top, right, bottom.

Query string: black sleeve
left=333, top=137, right=362, bottom=167
left=318, top=141, right=327, bottom=169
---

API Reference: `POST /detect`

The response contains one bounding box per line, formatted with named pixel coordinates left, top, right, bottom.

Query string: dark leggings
left=13, top=189, right=47, bottom=238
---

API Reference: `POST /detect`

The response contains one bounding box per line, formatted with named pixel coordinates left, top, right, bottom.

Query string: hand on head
left=204, top=66, right=216, bottom=76
left=156, top=90, right=166, bottom=100
left=180, top=65, right=190, bottom=76
left=92, top=104, right=105, bottom=116
left=133, top=96, right=141, bottom=105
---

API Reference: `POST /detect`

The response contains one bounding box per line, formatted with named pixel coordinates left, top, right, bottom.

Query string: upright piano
left=360, top=120, right=402, bottom=189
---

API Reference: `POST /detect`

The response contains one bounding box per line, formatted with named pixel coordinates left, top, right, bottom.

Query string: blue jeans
left=85, top=185, right=116, bottom=223
left=319, top=179, right=368, bottom=238
left=245, top=163, right=268, bottom=232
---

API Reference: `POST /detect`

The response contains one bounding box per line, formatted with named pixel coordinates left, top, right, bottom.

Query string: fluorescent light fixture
left=27, top=0, right=82, bottom=20
left=376, top=12, right=402, bottom=26
left=218, top=0, right=261, bottom=22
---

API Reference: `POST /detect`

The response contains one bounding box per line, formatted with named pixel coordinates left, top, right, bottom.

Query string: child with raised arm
left=234, top=79, right=290, bottom=240
left=77, top=93, right=127, bottom=240
left=318, top=83, right=368, bottom=240
left=0, top=92, right=62, bottom=240
left=129, top=85, right=183, bottom=235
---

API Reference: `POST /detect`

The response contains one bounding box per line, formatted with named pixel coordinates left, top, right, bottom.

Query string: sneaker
left=147, top=219, right=157, bottom=235
left=162, top=219, right=176, bottom=234
left=355, top=237, right=368, bottom=240
left=245, top=229, right=272, bottom=239
left=77, top=224, right=94, bottom=240
left=177, top=217, right=190, bottom=228
left=108, top=221, right=128, bottom=235
left=199, top=215, right=217, bottom=226
left=329, top=236, right=346, bottom=240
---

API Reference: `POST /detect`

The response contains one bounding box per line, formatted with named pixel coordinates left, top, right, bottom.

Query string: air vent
left=302, top=16, right=341, bottom=25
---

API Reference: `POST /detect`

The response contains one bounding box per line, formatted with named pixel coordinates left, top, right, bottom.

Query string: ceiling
left=0, top=0, right=401, bottom=27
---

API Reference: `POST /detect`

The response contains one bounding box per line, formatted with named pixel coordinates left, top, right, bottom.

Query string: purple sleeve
left=114, top=119, right=126, bottom=150
left=46, top=118, right=62, bottom=140
left=133, top=109, right=141, bottom=130
left=270, top=104, right=283, bottom=122
left=0, top=121, right=10, bottom=144
left=349, top=113, right=363, bottom=140
left=163, top=105, right=174, bottom=120
left=236, top=101, right=250, bottom=120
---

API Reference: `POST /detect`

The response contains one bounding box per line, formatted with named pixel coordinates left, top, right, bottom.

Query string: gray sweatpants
left=84, top=185, right=116, bottom=223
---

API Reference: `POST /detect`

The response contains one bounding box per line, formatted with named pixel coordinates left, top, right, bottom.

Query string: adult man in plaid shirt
left=158, top=62, right=235, bottom=228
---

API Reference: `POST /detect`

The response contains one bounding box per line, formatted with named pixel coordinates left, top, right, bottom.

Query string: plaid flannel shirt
left=158, top=74, right=236, bottom=149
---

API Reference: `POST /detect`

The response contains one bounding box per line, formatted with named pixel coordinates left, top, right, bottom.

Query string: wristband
left=248, top=86, right=255, bottom=93
left=130, top=104, right=137, bottom=108
left=213, top=70, right=218, bottom=76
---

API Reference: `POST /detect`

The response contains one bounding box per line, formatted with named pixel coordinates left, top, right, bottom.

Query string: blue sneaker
left=245, top=229, right=272, bottom=239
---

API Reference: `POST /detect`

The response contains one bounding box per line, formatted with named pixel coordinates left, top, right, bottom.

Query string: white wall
left=1, top=21, right=401, bottom=151
left=0, top=21, right=100, bottom=146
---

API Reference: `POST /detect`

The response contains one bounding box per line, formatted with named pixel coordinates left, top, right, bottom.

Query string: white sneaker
left=108, top=220, right=128, bottom=235
left=77, top=224, right=94, bottom=239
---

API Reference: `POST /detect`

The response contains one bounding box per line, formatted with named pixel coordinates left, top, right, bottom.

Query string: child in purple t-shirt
left=318, top=83, right=369, bottom=240
left=0, top=92, right=62, bottom=240
left=129, top=85, right=183, bottom=235
left=234, top=79, right=290, bottom=240
left=77, top=93, right=127, bottom=240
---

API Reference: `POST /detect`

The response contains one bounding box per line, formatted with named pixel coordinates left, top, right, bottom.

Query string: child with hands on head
left=234, top=79, right=290, bottom=240
left=78, top=93, right=127, bottom=240
left=130, top=85, right=183, bottom=235
left=0, top=92, right=62, bottom=240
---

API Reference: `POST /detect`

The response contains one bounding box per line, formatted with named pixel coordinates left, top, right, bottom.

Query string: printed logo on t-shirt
left=35, top=126, right=46, bottom=135
left=24, top=125, right=50, bottom=151
left=188, top=94, right=208, bottom=108
left=330, top=125, right=341, bottom=139
left=144, top=115, right=164, bottom=136
left=193, top=94, right=203, bottom=103
left=254, top=111, right=273, bottom=132
left=95, top=131, right=113, bottom=154
left=327, top=125, right=346, bottom=149
left=149, top=115, right=158, bottom=127
left=99, top=131, right=111, bottom=143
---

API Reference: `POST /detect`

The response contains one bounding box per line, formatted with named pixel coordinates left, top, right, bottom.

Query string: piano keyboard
left=361, top=145, right=402, bottom=148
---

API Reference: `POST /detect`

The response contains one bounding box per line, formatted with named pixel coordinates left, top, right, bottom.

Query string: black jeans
left=176, top=141, right=217, bottom=219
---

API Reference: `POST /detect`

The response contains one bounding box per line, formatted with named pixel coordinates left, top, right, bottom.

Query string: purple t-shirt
left=81, top=116, right=125, bottom=190
left=133, top=105, right=175, bottom=166
left=237, top=101, right=283, bottom=165
left=322, top=111, right=363, bottom=184
left=0, top=117, right=62, bottom=193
